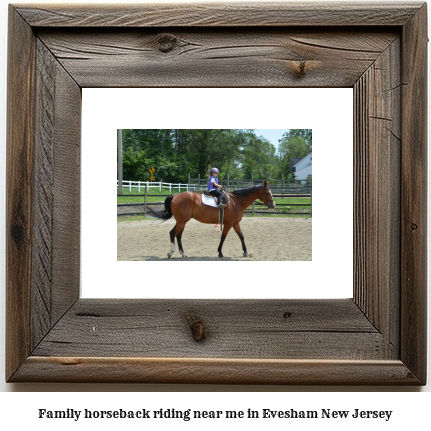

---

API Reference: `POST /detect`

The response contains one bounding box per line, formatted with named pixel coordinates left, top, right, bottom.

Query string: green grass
left=117, top=189, right=311, bottom=218
left=248, top=199, right=311, bottom=217
left=249, top=213, right=311, bottom=218
left=117, top=215, right=150, bottom=222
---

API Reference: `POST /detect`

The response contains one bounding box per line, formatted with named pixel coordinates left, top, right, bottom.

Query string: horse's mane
left=230, top=184, right=263, bottom=197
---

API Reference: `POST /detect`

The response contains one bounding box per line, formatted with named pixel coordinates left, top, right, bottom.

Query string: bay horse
left=146, top=181, right=275, bottom=258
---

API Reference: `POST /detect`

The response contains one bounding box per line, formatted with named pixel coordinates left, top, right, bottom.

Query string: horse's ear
left=264, top=180, right=269, bottom=187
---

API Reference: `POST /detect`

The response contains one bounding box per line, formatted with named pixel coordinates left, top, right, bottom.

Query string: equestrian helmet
left=210, top=167, right=219, bottom=174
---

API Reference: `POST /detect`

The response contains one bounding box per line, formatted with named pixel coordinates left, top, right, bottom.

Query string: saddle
left=202, top=190, right=230, bottom=207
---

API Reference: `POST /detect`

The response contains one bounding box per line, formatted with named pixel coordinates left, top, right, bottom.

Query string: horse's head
left=262, top=181, right=276, bottom=209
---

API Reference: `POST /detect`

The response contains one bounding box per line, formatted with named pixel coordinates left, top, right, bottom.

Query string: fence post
left=252, top=201, right=255, bottom=216
left=160, top=180, right=162, bottom=192
left=198, top=174, right=200, bottom=189
left=129, top=180, right=132, bottom=192
left=227, top=172, right=230, bottom=190
left=144, top=184, right=148, bottom=217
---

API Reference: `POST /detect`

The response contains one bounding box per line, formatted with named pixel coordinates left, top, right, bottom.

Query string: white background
left=0, top=0, right=429, bottom=419
left=81, top=87, right=353, bottom=299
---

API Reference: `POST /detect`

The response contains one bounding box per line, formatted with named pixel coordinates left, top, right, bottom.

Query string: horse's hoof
left=218, top=253, right=223, bottom=258
left=167, top=253, right=173, bottom=259
left=181, top=254, right=188, bottom=258
left=243, top=253, right=248, bottom=257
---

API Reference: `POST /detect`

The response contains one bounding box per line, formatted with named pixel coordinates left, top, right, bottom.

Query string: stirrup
left=218, top=194, right=225, bottom=208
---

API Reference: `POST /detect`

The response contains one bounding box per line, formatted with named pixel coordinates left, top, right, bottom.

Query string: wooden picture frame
left=6, top=2, right=427, bottom=385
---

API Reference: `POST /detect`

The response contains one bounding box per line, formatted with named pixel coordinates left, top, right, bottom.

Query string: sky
left=253, top=129, right=289, bottom=151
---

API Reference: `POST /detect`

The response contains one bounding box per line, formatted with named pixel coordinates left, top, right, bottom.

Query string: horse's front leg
left=217, top=225, right=232, bottom=258
left=233, top=222, right=248, bottom=257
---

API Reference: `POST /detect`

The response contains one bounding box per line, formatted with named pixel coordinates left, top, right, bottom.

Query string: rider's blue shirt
left=208, top=175, right=219, bottom=191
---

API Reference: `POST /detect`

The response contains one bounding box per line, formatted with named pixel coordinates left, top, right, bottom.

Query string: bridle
left=262, top=185, right=275, bottom=209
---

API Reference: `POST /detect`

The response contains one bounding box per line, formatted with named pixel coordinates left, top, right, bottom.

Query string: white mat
left=201, top=194, right=218, bottom=207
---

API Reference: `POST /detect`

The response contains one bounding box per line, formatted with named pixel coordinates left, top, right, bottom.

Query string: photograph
left=116, top=129, right=312, bottom=262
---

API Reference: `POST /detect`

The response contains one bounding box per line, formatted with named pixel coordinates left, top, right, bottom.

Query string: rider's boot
left=217, top=192, right=225, bottom=208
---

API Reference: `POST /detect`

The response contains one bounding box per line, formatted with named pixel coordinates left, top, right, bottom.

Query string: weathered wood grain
left=15, top=2, right=423, bottom=27
left=32, top=40, right=56, bottom=347
left=37, top=29, right=398, bottom=87
left=375, top=41, right=402, bottom=359
left=6, top=7, right=36, bottom=382
left=31, top=39, right=81, bottom=349
left=400, top=3, right=428, bottom=384
left=12, top=357, right=420, bottom=385
left=32, top=299, right=384, bottom=360
left=50, top=54, right=81, bottom=325
left=353, top=38, right=401, bottom=359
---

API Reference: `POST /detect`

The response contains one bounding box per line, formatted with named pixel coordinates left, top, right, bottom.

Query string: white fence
left=117, top=180, right=199, bottom=194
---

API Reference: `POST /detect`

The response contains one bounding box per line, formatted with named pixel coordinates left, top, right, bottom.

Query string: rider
left=208, top=167, right=225, bottom=207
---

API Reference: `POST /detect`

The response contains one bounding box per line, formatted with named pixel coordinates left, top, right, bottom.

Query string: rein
left=262, top=185, right=275, bottom=208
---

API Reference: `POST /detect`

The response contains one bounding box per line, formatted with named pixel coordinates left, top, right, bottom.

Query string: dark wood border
left=6, top=2, right=427, bottom=384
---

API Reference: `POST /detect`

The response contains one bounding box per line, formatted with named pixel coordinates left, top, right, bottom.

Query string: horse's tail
left=145, top=195, right=173, bottom=221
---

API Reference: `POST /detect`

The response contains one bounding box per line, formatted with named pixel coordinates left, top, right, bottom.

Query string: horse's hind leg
left=167, top=225, right=176, bottom=258
left=168, top=223, right=187, bottom=258
left=176, top=226, right=187, bottom=258
left=169, top=200, right=192, bottom=258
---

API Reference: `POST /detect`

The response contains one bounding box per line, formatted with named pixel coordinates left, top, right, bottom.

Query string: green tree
left=119, top=128, right=288, bottom=183
left=276, top=129, right=312, bottom=177
left=179, top=129, right=244, bottom=177
left=122, top=147, right=153, bottom=181
left=279, top=129, right=312, bottom=151
left=241, top=131, right=276, bottom=179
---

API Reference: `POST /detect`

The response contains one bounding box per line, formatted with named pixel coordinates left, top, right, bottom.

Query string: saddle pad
left=201, top=194, right=218, bottom=208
